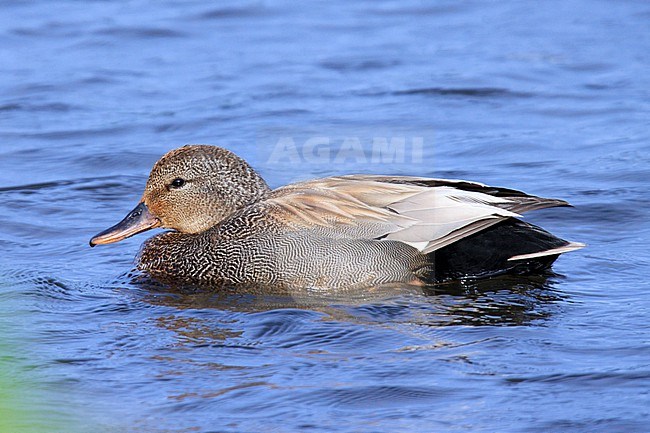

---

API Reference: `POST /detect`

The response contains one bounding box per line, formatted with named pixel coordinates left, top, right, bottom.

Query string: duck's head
left=90, top=145, right=270, bottom=246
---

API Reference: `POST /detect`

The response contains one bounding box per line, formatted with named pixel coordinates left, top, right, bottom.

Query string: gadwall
left=90, top=145, right=584, bottom=289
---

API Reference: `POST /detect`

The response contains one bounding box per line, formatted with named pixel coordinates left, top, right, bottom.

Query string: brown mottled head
left=90, top=145, right=270, bottom=246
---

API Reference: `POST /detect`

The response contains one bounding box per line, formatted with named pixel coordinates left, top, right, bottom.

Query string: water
left=1, top=0, right=649, bottom=431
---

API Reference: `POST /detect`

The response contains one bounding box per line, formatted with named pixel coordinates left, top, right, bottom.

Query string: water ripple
left=505, top=370, right=650, bottom=386
left=296, top=385, right=454, bottom=409
left=393, top=87, right=534, bottom=98
left=93, top=26, right=187, bottom=39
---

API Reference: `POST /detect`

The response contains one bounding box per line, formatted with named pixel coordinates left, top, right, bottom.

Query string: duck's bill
left=89, top=202, right=161, bottom=247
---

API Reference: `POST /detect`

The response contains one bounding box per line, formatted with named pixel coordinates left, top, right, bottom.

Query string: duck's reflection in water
left=419, top=272, right=567, bottom=326
left=128, top=270, right=566, bottom=332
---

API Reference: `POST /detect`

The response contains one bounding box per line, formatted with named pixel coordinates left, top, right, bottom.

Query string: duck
left=90, top=145, right=584, bottom=290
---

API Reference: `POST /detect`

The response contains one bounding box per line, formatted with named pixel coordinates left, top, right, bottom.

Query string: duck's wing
left=330, top=175, right=571, bottom=214
left=265, top=175, right=572, bottom=254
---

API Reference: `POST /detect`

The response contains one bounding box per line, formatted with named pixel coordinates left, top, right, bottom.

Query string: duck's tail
left=419, top=219, right=584, bottom=283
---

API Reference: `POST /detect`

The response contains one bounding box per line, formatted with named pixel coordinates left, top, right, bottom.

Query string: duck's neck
left=203, top=165, right=271, bottom=231
left=230, top=174, right=271, bottom=210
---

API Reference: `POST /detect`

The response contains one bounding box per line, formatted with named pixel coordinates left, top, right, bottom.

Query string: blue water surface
left=1, top=1, right=649, bottom=432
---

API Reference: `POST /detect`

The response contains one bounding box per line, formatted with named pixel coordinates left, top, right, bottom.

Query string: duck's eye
left=170, top=178, right=186, bottom=189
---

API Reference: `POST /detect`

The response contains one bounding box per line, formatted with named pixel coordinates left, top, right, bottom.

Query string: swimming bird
left=90, top=145, right=584, bottom=290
